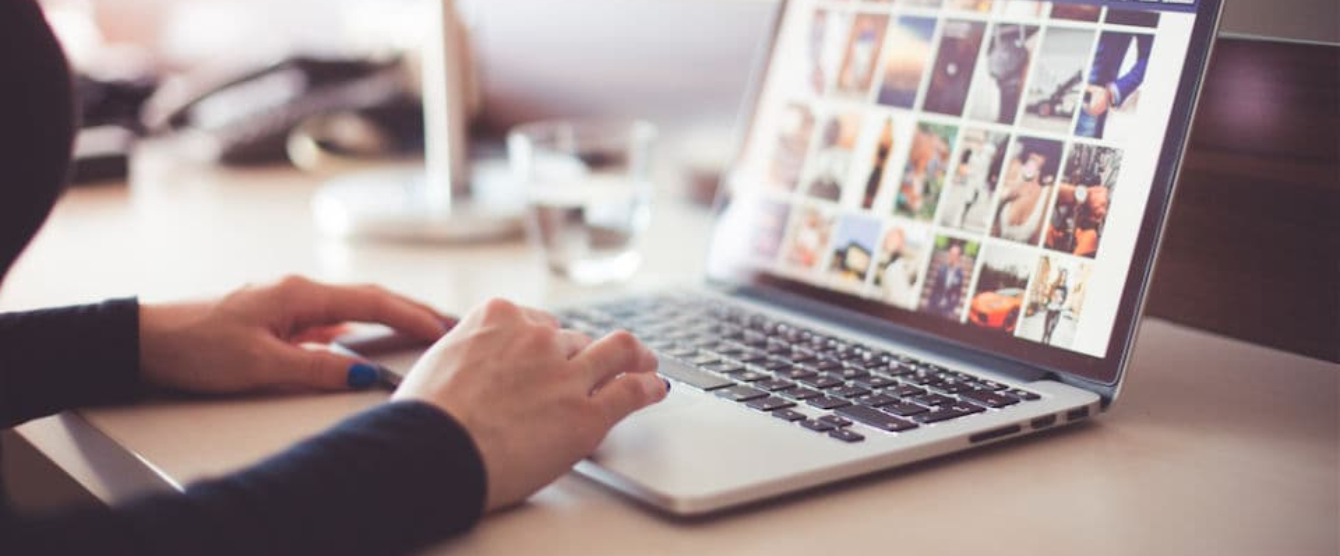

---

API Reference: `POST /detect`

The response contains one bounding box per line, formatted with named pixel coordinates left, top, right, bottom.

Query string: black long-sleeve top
left=0, top=1, right=487, bottom=553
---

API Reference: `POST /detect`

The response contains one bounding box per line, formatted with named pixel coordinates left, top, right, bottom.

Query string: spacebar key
left=835, top=405, right=919, bottom=432
left=657, top=357, right=734, bottom=391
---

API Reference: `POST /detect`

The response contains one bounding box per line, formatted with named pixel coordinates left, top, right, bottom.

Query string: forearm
left=0, top=298, right=142, bottom=428
left=3, top=401, right=487, bottom=555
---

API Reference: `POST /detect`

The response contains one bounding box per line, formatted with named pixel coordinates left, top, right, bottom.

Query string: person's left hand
left=139, top=275, right=452, bottom=394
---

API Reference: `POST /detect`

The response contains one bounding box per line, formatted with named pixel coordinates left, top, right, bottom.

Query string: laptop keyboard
left=557, top=294, right=1041, bottom=444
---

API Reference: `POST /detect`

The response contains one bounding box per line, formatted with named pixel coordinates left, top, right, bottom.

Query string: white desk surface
left=6, top=149, right=1338, bottom=556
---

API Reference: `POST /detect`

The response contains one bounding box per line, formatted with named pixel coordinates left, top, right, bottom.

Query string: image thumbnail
left=895, top=122, right=958, bottom=221
left=991, top=136, right=1062, bottom=246
left=876, top=16, right=938, bottom=109
left=828, top=214, right=884, bottom=285
left=1076, top=32, right=1155, bottom=141
left=938, top=128, right=1009, bottom=233
left=1105, top=8, right=1160, bottom=28
left=993, top=0, right=1050, bottom=19
left=1020, top=28, right=1097, bottom=133
left=946, top=0, right=993, bottom=13
left=1019, top=255, right=1092, bottom=348
left=835, top=14, right=891, bottom=97
left=965, top=23, right=1039, bottom=125
left=897, top=0, right=945, bottom=7
left=1046, top=144, right=1121, bottom=258
left=803, top=112, right=864, bottom=202
left=750, top=200, right=792, bottom=260
left=805, top=10, right=853, bottom=94
left=1050, top=3, right=1100, bottom=21
left=967, top=245, right=1033, bottom=334
left=764, top=103, right=815, bottom=192
left=919, top=235, right=980, bottom=320
left=860, top=118, right=897, bottom=210
left=873, top=224, right=930, bottom=310
left=784, top=204, right=836, bottom=271
left=923, top=20, right=986, bottom=116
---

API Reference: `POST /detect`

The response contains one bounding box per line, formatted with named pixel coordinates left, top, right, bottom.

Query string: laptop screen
left=709, top=0, right=1220, bottom=385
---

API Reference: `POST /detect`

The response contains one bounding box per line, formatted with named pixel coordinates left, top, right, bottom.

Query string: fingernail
left=662, top=378, right=672, bottom=393
left=347, top=363, right=378, bottom=389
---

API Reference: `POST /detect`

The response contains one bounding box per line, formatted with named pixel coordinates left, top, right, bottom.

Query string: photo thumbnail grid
left=743, top=0, right=1162, bottom=353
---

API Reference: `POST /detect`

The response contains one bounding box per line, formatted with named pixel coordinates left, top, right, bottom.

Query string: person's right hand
left=1084, top=84, right=1112, bottom=116
left=391, top=298, right=667, bottom=512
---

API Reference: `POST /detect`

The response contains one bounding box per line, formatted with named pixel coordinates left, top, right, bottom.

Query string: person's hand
left=392, top=298, right=667, bottom=512
left=139, top=275, right=451, bottom=394
left=1084, top=185, right=1110, bottom=223
left=1084, top=85, right=1111, bottom=116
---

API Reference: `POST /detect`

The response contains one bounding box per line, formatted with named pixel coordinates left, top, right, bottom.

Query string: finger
left=571, top=330, right=658, bottom=389
left=557, top=329, right=594, bottom=359
left=517, top=305, right=561, bottom=329
left=280, top=279, right=447, bottom=341
left=381, top=290, right=459, bottom=330
left=289, top=323, right=353, bottom=345
left=590, top=372, right=669, bottom=427
left=264, top=340, right=382, bottom=391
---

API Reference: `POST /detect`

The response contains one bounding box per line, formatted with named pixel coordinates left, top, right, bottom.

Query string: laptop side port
left=1030, top=414, right=1057, bottom=429
left=1066, top=407, right=1091, bottom=422
left=969, top=425, right=1022, bottom=444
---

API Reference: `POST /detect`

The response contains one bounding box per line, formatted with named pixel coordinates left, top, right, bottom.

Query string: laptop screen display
left=710, top=0, right=1216, bottom=383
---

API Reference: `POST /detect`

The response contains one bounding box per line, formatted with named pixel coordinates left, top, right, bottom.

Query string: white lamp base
left=312, top=161, right=526, bottom=242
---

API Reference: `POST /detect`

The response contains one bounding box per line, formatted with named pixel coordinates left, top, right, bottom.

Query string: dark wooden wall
left=1145, top=38, right=1339, bottom=363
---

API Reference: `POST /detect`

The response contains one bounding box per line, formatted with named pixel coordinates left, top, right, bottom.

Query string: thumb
left=267, top=340, right=382, bottom=391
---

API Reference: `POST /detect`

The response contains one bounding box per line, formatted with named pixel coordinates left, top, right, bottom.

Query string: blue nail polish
left=347, top=363, right=378, bottom=389
left=662, top=378, right=672, bottom=392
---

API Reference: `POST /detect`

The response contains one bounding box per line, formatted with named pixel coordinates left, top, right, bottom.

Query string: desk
left=2, top=141, right=1337, bottom=555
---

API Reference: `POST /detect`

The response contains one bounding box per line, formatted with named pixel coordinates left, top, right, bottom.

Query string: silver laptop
left=355, top=0, right=1223, bottom=515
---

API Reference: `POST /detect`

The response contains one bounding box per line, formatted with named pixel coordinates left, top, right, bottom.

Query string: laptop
left=352, top=0, right=1223, bottom=515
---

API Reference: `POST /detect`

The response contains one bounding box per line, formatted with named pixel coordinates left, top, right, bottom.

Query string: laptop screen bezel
left=705, top=0, right=1225, bottom=388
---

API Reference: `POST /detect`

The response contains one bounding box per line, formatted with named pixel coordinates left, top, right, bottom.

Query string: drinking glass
left=508, top=119, right=656, bottom=284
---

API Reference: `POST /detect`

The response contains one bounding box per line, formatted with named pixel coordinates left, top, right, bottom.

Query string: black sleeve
left=3, top=400, right=488, bottom=556
left=0, top=298, right=143, bottom=428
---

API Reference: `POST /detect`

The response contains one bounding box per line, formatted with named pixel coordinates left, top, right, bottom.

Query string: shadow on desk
left=1147, top=38, right=1340, bottom=363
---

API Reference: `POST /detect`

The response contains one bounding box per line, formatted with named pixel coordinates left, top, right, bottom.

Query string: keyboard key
left=832, top=385, right=870, bottom=399
left=755, top=378, right=795, bottom=392
left=702, top=361, right=744, bottom=374
left=778, top=367, right=817, bottom=381
left=715, top=385, right=768, bottom=402
left=828, top=429, right=865, bottom=443
left=746, top=396, right=796, bottom=412
left=800, top=419, right=835, bottom=432
left=807, top=396, right=852, bottom=410
left=913, top=393, right=955, bottom=407
left=913, top=402, right=983, bottom=424
left=835, top=367, right=869, bottom=380
left=853, top=393, right=897, bottom=407
left=772, top=408, right=808, bottom=422
left=819, top=414, right=852, bottom=427
left=781, top=387, right=822, bottom=401
left=1009, top=388, right=1042, bottom=401
left=977, top=380, right=1008, bottom=391
left=883, top=401, right=930, bottom=417
left=799, top=374, right=843, bottom=389
left=935, top=380, right=974, bottom=394
left=889, top=384, right=926, bottom=398
left=687, top=353, right=719, bottom=366
left=756, top=359, right=792, bottom=371
left=835, top=405, right=918, bottom=432
left=812, top=359, right=843, bottom=372
left=854, top=375, right=898, bottom=389
left=727, top=370, right=770, bottom=382
left=961, top=389, right=1020, bottom=408
left=658, top=359, right=735, bottom=391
